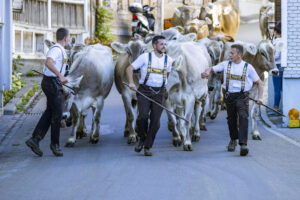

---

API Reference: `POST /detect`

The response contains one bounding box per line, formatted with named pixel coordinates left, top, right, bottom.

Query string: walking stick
left=32, top=70, right=77, bottom=95
left=123, top=82, right=190, bottom=123
left=249, top=97, right=286, bottom=117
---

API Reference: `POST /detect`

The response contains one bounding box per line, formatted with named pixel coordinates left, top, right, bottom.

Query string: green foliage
left=3, top=73, right=25, bottom=105
left=85, top=4, right=115, bottom=46
left=16, top=81, right=41, bottom=112
left=25, top=70, right=37, bottom=77
left=13, top=55, right=24, bottom=72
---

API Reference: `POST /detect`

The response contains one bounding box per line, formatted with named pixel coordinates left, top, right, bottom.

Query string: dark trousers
left=224, top=92, right=249, bottom=145
left=272, top=64, right=283, bottom=108
left=32, top=76, right=63, bottom=145
left=136, top=84, right=166, bottom=149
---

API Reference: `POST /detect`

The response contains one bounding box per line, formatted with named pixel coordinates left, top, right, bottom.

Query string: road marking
left=263, top=126, right=300, bottom=148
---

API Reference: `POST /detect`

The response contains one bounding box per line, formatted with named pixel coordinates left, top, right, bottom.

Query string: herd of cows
left=46, top=0, right=281, bottom=151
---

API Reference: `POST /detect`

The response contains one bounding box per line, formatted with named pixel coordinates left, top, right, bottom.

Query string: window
left=35, top=33, right=44, bottom=53
left=15, top=31, right=22, bottom=52
left=23, top=31, right=33, bottom=53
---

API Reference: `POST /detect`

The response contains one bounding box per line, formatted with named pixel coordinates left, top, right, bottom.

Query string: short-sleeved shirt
left=213, top=60, right=260, bottom=93
left=131, top=52, right=173, bottom=87
left=43, top=43, right=67, bottom=77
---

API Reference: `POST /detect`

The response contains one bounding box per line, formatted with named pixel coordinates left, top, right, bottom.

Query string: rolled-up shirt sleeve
left=131, top=53, right=147, bottom=70
left=212, top=61, right=227, bottom=73
left=248, top=65, right=260, bottom=82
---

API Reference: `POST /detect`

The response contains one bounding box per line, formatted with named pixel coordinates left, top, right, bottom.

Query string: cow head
left=204, top=2, right=233, bottom=30
left=185, top=19, right=210, bottom=39
left=173, top=6, right=201, bottom=27
left=111, top=34, right=151, bottom=63
left=255, top=40, right=276, bottom=72
left=62, top=75, right=83, bottom=118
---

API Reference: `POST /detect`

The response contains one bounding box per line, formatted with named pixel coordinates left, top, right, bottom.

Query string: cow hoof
left=183, top=144, right=193, bottom=151
left=200, top=125, right=207, bottom=131
left=123, top=130, right=129, bottom=137
left=172, top=138, right=182, bottom=147
left=206, top=112, right=211, bottom=117
left=127, top=135, right=137, bottom=144
left=65, top=142, right=75, bottom=148
left=252, top=135, right=262, bottom=140
left=168, top=124, right=173, bottom=132
left=89, top=136, right=99, bottom=144
left=192, top=135, right=200, bottom=142
left=210, top=114, right=217, bottom=120
left=76, top=131, right=87, bottom=139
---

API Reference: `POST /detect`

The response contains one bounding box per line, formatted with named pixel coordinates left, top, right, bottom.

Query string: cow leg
left=199, top=95, right=208, bottom=132
left=179, top=96, right=194, bottom=151
left=77, top=114, right=87, bottom=139
left=90, top=97, right=104, bottom=144
left=210, top=82, right=221, bottom=120
left=192, top=101, right=201, bottom=142
left=250, top=101, right=262, bottom=140
left=165, top=100, right=181, bottom=147
left=65, top=106, right=80, bottom=147
left=121, top=94, right=137, bottom=144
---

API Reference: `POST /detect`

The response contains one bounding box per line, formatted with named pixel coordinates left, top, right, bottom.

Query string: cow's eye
left=173, top=37, right=177, bottom=40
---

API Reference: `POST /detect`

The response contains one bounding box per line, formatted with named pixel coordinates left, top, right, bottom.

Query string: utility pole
left=157, top=0, right=164, bottom=34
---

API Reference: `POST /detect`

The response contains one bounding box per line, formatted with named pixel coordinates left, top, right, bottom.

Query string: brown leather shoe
left=144, top=148, right=153, bottom=156
left=227, top=139, right=237, bottom=152
left=50, top=144, right=63, bottom=157
left=25, top=137, right=43, bottom=157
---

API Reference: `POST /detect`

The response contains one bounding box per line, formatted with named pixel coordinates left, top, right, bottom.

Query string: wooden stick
left=123, top=82, right=190, bottom=123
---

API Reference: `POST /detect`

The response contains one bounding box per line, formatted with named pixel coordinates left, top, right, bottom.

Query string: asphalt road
left=0, top=83, right=300, bottom=200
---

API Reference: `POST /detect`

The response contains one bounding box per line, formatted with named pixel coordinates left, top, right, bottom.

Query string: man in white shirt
left=201, top=44, right=263, bottom=156
left=26, top=28, right=69, bottom=157
left=126, top=35, right=173, bottom=156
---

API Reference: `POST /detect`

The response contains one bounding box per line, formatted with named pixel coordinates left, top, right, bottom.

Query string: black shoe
left=25, top=137, right=43, bottom=157
left=134, top=140, right=144, bottom=153
left=144, top=148, right=153, bottom=156
left=50, top=144, right=63, bottom=157
left=240, top=144, right=249, bottom=156
left=227, top=139, right=237, bottom=152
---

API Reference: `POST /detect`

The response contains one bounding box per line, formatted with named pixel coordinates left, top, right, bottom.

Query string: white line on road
left=263, top=126, right=300, bottom=148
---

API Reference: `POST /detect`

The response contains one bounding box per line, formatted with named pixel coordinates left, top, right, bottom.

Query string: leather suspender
left=143, top=52, right=168, bottom=87
left=225, top=61, right=248, bottom=92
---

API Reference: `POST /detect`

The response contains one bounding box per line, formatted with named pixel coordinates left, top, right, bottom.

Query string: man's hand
left=128, top=82, right=137, bottom=91
left=256, top=98, right=263, bottom=105
left=59, top=75, right=68, bottom=84
left=201, top=71, right=209, bottom=79
left=201, top=67, right=212, bottom=79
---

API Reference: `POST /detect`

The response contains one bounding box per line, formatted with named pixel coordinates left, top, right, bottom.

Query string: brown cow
left=185, top=19, right=210, bottom=40
left=259, top=2, right=274, bottom=39
left=203, top=0, right=240, bottom=40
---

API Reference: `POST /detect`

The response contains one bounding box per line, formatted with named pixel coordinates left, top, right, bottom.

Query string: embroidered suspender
left=143, top=52, right=168, bottom=87
left=50, top=46, right=68, bottom=73
left=241, top=63, right=248, bottom=92
left=225, top=61, right=232, bottom=92
left=225, top=61, right=248, bottom=92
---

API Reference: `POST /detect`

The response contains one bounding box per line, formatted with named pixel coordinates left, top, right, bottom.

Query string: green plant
left=25, top=70, right=37, bottom=77
left=16, top=81, right=40, bottom=112
left=85, top=3, right=115, bottom=46
left=3, top=73, right=26, bottom=105
left=13, top=55, right=24, bottom=72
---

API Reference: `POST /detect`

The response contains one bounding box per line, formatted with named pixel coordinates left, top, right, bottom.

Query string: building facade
left=281, top=0, right=300, bottom=126
left=12, top=0, right=95, bottom=73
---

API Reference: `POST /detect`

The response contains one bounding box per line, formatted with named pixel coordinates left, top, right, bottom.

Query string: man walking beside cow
left=25, top=28, right=70, bottom=157
left=201, top=44, right=264, bottom=156
left=126, top=35, right=173, bottom=156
